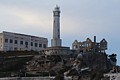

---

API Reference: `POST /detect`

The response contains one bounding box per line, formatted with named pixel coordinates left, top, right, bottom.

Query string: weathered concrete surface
left=0, top=77, right=53, bottom=80
left=0, top=77, right=72, bottom=80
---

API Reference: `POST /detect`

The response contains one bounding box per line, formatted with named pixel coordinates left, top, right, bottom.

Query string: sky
left=0, top=0, right=120, bottom=65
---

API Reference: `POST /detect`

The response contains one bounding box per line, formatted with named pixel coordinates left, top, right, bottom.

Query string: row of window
left=5, top=39, right=46, bottom=48
left=74, top=44, right=91, bottom=48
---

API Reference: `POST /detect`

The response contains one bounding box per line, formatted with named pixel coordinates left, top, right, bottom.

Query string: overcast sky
left=0, top=0, right=120, bottom=65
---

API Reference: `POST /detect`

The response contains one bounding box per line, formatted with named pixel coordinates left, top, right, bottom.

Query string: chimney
left=94, top=36, right=96, bottom=43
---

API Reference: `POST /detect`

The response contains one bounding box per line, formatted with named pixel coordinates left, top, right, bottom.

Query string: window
left=20, top=41, right=23, bottom=45
left=58, top=35, right=60, bottom=38
left=35, top=43, right=37, bottom=47
left=25, top=42, right=28, bottom=48
left=5, top=39, right=8, bottom=43
left=15, top=40, right=17, bottom=44
left=43, top=44, right=46, bottom=48
left=14, top=47, right=17, bottom=50
left=25, top=42, right=28, bottom=45
left=87, top=44, right=89, bottom=47
left=10, top=39, right=13, bottom=43
left=39, top=44, right=42, bottom=48
left=76, top=45, right=78, bottom=48
left=31, top=42, right=33, bottom=46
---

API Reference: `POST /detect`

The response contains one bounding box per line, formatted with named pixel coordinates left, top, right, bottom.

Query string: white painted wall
left=0, top=31, right=48, bottom=51
left=51, top=6, right=62, bottom=47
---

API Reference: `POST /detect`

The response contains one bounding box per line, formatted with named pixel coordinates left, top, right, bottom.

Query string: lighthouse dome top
left=54, top=5, right=60, bottom=11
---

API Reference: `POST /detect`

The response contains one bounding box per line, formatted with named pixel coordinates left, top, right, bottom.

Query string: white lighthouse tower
left=51, top=6, right=62, bottom=47
left=42, top=6, right=71, bottom=55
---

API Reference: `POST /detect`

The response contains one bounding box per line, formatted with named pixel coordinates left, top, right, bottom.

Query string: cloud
left=0, top=4, right=52, bottom=32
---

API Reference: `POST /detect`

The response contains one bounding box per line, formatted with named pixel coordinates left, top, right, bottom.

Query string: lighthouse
left=51, top=6, right=62, bottom=47
left=42, top=6, right=70, bottom=55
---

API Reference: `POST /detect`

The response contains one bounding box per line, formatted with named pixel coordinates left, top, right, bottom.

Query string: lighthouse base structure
left=40, top=46, right=72, bottom=55
left=51, top=39, right=62, bottom=47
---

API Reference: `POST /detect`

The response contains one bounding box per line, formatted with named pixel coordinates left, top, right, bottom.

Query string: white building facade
left=0, top=31, right=48, bottom=51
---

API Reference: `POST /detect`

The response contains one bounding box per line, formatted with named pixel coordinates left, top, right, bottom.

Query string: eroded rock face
left=25, top=52, right=115, bottom=80
left=26, top=55, right=64, bottom=73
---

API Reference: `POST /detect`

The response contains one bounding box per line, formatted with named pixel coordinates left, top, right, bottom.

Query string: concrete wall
left=0, top=77, right=54, bottom=80
left=0, top=31, right=48, bottom=51
left=0, top=77, right=72, bottom=80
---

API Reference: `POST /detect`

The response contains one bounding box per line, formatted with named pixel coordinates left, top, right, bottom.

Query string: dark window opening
left=5, top=39, right=8, bottom=43
left=31, top=42, right=33, bottom=46
left=39, top=44, right=42, bottom=48
left=14, top=47, right=17, bottom=50
left=76, top=45, right=78, bottom=48
left=25, top=42, right=28, bottom=48
left=20, top=41, right=23, bottom=45
left=58, top=35, right=60, bottom=38
left=35, top=43, right=37, bottom=47
left=10, top=39, right=13, bottom=43
left=25, top=42, right=28, bottom=45
left=43, top=44, right=46, bottom=48
left=15, top=40, right=17, bottom=44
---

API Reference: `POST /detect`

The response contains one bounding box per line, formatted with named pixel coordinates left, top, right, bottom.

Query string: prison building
left=72, top=36, right=107, bottom=53
left=0, top=31, right=48, bottom=51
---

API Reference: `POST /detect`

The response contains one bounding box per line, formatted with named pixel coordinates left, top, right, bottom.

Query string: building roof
left=2, top=31, right=48, bottom=40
